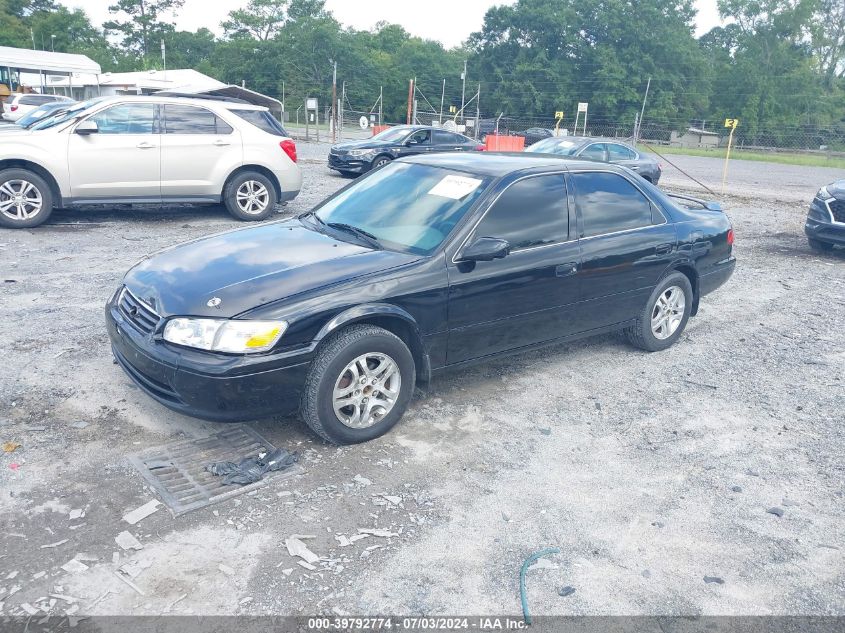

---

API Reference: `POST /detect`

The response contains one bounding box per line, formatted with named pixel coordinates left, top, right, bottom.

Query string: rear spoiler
left=666, top=192, right=723, bottom=212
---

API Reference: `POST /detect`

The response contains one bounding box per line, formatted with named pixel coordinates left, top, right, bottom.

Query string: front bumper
left=328, top=152, right=371, bottom=174
left=805, top=197, right=845, bottom=246
left=105, top=296, right=311, bottom=422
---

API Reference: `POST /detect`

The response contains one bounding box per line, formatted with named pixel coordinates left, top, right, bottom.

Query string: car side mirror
left=75, top=120, right=98, bottom=135
left=459, top=237, right=511, bottom=262
left=405, top=139, right=416, bottom=146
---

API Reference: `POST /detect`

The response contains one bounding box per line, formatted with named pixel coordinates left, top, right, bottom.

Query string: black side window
left=21, top=95, right=47, bottom=105
left=433, top=129, right=451, bottom=144
left=407, top=129, right=431, bottom=145
left=580, top=143, right=607, bottom=161
left=474, top=175, right=568, bottom=250
left=164, top=105, right=232, bottom=134
left=607, top=144, right=636, bottom=160
left=573, top=172, right=656, bottom=238
left=231, top=109, right=287, bottom=136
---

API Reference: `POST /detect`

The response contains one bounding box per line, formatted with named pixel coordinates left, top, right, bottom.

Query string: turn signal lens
left=727, top=228, right=734, bottom=245
left=280, top=139, right=297, bottom=162
left=244, top=326, right=282, bottom=348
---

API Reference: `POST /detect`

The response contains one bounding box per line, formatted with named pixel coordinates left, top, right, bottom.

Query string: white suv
left=0, top=95, right=302, bottom=228
left=2, top=93, right=73, bottom=122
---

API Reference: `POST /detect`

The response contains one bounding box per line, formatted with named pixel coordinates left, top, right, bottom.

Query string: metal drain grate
left=127, top=425, right=303, bottom=516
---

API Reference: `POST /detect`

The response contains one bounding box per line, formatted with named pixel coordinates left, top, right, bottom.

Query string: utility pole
left=637, top=77, right=651, bottom=143
left=406, top=78, right=414, bottom=125
left=379, top=86, right=383, bottom=126
left=475, top=83, right=480, bottom=139
left=340, top=80, right=346, bottom=137
left=161, top=39, right=166, bottom=79
left=460, top=60, right=467, bottom=124
left=331, top=60, right=337, bottom=143
left=439, top=78, right=445, bottom=124
left=282, top=81, right=285, bottom=120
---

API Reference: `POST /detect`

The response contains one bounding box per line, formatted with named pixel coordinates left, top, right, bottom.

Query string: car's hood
left=123, top=220, right=418, bottom=318
left=825, top=180, right=845, bottom=198
left=331, top=138, right=397, bottom=151
left=0, top=128, right=31, bottom=137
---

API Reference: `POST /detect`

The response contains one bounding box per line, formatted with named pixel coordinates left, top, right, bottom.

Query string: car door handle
left=629, top=165, right=640, bottom=170
left=555, top=262, right=578, bottom=277
left=212, top=140, right=231, bottom=146
left=655, top=243, right=673, bottom=255
left=136, top=142, right=156, bottom=149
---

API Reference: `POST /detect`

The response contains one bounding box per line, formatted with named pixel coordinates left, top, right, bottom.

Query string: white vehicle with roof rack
left=0, top=93, right=301, bottom=228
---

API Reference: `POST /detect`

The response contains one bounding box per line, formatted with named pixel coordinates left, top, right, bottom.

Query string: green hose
left=519, top=547, right=560, bottom=625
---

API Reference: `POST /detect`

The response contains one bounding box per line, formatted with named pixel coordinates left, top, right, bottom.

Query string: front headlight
left=163, top=318, right=287, bottom=353
left=817, top=186, right=833, bottom=201
left=347, top=149, right=373, bottom=157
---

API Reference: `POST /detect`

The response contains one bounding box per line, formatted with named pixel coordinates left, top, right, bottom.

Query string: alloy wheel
left=0, top=179, right=42, bottom=221
left=651, top=285, right=686, bottom=340
left=332, top=352, right=402, bottom=429
left=235, top=180, right=270, bottom=215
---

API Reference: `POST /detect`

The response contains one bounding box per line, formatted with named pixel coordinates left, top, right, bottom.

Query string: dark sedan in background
left=107, top=152, right=734, bottom=445
left=515, top=127, right=554, bottom=145
left=806, top=181, right=845, bottom=251
left=328, top=125, right=481, bottom=176
left=526, top=136, right=663, bottom=184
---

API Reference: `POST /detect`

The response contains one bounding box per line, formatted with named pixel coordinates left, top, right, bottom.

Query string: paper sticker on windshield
left=428, top=175, right=483, bottom=200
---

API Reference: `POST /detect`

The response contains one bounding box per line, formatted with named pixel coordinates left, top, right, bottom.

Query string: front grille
left=829, top=199, right=845, bottom=223
left=118, top=287, right=160, bottom=334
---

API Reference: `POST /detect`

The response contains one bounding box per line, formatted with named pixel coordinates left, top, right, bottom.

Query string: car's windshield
left=30, top=97, right=109, bottom=130
left=371, top=127, right=413, bottom=143
left=18, top=105, right=66, bottom=128
left=527, top=138, right=583, bottom=156
left=312, top=162, right=490, bottom=255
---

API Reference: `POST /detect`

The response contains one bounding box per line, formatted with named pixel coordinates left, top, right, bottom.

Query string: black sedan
left=328, top=125, right=481, bottom=176
left=515, top=127, right=554, bottom=145
left=526, top=136, right=663, bottom=184
left=805, top=181, right=845, bottom=251
left=106, top=153, right=735, bottom=444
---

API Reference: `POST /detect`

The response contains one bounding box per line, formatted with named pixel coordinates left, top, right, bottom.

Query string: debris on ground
left=731, top=486, right=743, bottom=493
left=68, top=509, right=85, bottom=520
left=2, top=441, right=21, bottom=453
left=70, top=421, right=89, bottom=429
left=114, top=570, right=145, bottom=596
left=60, top=559, right=89, bottom=574
left=336, top=534, right=369, bottom=547
left=357, top=528, right=398, bottom=538
left=206, top=447, right=298, bottom=486
left=123, top=500, right=161, bottom=525
left=40, top=539, right=69, bottom=549
left=767, top=507, right=785, bottom=517
left=218, top=564, right=235, bottom=577
left=558, top=586, right=576, bottom=597
left=353, top=474, right=372, bottom=486
left=704, top=576, right=725, bottom=584
left=527, top=558, right=558, bottom=572
left=114, top=531, right=143, bottom=551
left=519, top=547, right=560, bottom=625
left=285, top=534, right=319, bottom=564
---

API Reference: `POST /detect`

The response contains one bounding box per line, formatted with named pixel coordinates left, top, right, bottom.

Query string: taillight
left=280, top=139, right=297, bottom=163
left=727, top=228, right=734, bottom=245
left=10, top=105, right=18, bottom=112
left=475, top=144, right=485, bottom=151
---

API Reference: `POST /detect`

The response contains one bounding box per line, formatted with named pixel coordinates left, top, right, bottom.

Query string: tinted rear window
left=572, top=172, right=655, bottom=237
left=231, top=109, right=288, bottom=136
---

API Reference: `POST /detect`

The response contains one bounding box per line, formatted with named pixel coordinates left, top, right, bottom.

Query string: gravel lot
left=0, top=146, right=843, bottom=619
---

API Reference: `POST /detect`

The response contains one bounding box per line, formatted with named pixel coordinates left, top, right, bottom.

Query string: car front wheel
left=301, top=324, right=415, bottom=444
left=223, top=171, right=278, bottom=221
left=626, top=272, right=693, bottom=352
left=370, top=156, right=392, bottom=170
left=0, top=168, right=54, bottom=228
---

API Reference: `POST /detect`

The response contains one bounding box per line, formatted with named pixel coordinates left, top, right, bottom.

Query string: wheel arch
left=665, top=261, right=699, bottom=315
left=370, top=154, right=393, bottom=170
left=0, top=159, right=62, bottom=206
left=315, top=304, right=431, bottom=383
left=223, top=165, right=282, bottom=199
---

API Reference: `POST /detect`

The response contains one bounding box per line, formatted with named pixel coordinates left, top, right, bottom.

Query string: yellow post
left=721, top=118, right=738, bottom=195
left=554, top=111, right=564, bottom=135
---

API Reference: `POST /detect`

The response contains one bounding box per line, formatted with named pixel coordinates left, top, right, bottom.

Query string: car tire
left=370, top=155, right=392, bottom=171
left=808, top=237, right=834, bottom=252
left=0, top=168, right=54, bottom=229
left=222, top=171, right=278, bottom=221
left=301, top=324, right=416, bottom=444
left=625, top=272, right=693, bottom=352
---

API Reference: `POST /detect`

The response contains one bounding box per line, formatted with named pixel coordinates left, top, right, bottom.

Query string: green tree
left=104, top=0, right=185, bottom=59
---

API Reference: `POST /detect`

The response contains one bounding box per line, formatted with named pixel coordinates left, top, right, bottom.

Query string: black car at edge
left=805, top=180, right=845, bottom=251
left=328, top=125, right=481, bottom=176
left=106, top=153, right=736, bottom=444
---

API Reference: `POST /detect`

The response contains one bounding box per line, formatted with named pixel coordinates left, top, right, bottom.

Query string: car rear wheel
left=301, top=324, right=415, bottom=444
left=808, top=237, right=834, bottom=252
left=0, top=168, right=53, bottom=228
left=223, top=171, right=278, bottom=221
left=626, top=272, right=693, bottom=352
left=370, top=155, right=392, bottom=170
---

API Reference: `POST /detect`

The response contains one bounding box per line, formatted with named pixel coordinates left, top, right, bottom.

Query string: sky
left=57, top=0, right=724, bottom=46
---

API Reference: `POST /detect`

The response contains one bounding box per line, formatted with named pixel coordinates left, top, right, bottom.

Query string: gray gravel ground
left=0, top=147, right=843, bottom=618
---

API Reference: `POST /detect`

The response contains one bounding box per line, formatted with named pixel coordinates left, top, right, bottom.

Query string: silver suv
left=0, top=95, right=302, bottom=228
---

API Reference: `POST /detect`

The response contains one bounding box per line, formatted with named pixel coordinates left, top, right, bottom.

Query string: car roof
left=78, top=94, right=266, bottom=111
left=541, top=136, right=636, bottom=147
left=400, top=151, right=625, bottom=178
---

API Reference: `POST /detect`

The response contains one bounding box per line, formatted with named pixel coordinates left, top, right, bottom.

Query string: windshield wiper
left=326, top=222, right=382, bottom=250
left=298, top=210, right=327, bottom=230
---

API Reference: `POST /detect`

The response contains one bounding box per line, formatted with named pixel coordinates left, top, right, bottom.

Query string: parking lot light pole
left=460, top=60, right=467, bottom=124
left=331, top=60, right=337, bottom=143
